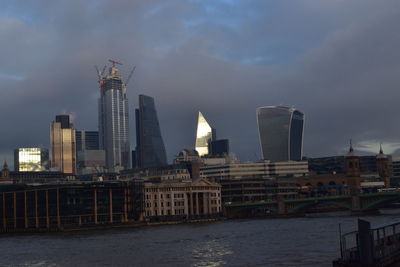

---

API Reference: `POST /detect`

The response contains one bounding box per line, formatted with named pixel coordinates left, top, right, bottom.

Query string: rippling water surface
left=1, top=211, right=400, bottom=267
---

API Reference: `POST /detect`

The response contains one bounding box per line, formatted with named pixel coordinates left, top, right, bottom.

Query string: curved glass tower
left=257, top=106, right=304, bottom=162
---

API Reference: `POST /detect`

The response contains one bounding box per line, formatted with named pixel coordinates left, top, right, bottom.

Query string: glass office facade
left=257, top=106, right=304, bottom=162
left=76, top=131, right=99, bottom=151
left=195, top=111, right=215, bottom=157
left=98, top=66, right=131, bottom=171
left=50, top=115, right=76, bottom=174
left=135, top=95, right=167, bottom=168
left=14, top=148, right=49, bottom=171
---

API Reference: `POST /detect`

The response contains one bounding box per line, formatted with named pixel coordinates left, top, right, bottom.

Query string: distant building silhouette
left=135, top=94, right=167, bottom=168
left=98, top=62, right=131, bottom=171
left=257, top=106, right=304, bottom=162
left=76, top=131, right=99, bottom=151
left=210, top=139, right=229, bottom=157
left=75, top=130, right=105, bottom=175
left=50, top=114, right=76, bottom=174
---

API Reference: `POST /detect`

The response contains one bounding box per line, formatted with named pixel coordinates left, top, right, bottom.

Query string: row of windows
left=146, top=192, right=220, bottom=199
left=146, top=209, right=186, bottom=216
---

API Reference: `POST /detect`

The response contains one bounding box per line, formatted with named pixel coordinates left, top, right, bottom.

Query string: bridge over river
left=224, top=192, right=400, bottom=218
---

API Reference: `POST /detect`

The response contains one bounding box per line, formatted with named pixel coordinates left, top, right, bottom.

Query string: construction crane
left=108, top=59, right=123, bottom=67
left=101, top=65, right=106, bottom=76
left=125, top=66, right=136, bottom=86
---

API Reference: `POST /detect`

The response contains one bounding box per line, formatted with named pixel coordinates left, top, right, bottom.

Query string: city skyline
left=1, top=1, right=400, bottom=166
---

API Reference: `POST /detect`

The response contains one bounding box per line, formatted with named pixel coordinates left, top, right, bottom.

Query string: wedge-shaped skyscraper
left=135, top=95, right=167, bottom=168
left=195, top=111, right=216, bottom=157
left=257, top=106, right=304, bottom=162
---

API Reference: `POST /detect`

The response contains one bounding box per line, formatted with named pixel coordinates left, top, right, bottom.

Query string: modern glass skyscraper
left=195, top=111, right=216, bottom=157
left=135, top=94, right=167, bottom=168
left=76, top=131, right=100, bottom=151
left=50, top=114, right=76, bottom=174
left=98, top=63, right=130, bottom=171
left=257, top=106, right=304, bottom=162
left=14, top=148, right=49, bottom=171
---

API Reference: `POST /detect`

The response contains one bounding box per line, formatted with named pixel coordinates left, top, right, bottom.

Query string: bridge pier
left=277, top=199, right=286, bottom=215
left=351, top=195, right=361, bottom=212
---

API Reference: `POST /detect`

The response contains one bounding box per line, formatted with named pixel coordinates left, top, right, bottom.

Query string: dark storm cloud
left=1, top=0, right=400, bottom=166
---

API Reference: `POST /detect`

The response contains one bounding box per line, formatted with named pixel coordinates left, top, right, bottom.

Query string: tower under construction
left=98, top=60, right=132, bottom=171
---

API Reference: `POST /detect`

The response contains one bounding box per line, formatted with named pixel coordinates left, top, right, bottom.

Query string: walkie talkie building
left=257, top=106, right=304, bottom=162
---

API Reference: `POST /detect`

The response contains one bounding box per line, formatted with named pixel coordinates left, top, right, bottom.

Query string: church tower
left=376, top=144, right=391, bottom=188
left=345, top=141, right=361, bottom=193
left=1, top=161, right=10, bottom=179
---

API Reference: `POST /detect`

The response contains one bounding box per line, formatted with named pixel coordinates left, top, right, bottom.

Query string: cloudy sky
left=1, top=0, right=400, bottom=167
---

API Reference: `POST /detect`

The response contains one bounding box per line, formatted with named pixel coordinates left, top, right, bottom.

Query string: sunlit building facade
left=135, top=95, right=167, bottom=168
left=50, top=115, right=76, bottom=174
left=195, top=111, right=216, bottom=157
left=257, top=106, right=304, bottom=162
left=14, top=148, right=49, bottom=172
left=98, top=64, right=131, bottom=171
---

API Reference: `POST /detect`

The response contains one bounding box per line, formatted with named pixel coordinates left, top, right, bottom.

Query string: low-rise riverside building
left=120, top=164, right=223, bottom=221
left=221, top=178, right=299, bottom=203
left=144, top=178, right=222, bottom=221
left=201, top=160, right=309, bottom=181
left=0, top=180, right=145, bottom=233
left=120, top=165, right=191, bottom=181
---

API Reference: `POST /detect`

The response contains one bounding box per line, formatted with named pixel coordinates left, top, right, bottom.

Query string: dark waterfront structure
left=135, top=95, right=167, bottom=169
left=334, top=219, right=400, bottom=267
left=0, top=181, right=144, bottom=233
left=257, top=106, right=304, bottom=162
left=221, top=179, right=299, bottom=203
left=14, top=148, right=49, bottom=172
left=98, top=62, right=131, bottom=172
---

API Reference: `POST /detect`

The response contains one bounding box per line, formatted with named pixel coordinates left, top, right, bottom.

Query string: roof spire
left=349, top=139, right=353, bottom=153
left=377, top=142, right=387, bottom=159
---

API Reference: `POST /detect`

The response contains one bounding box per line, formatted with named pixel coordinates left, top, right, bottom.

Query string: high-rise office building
left=257, top=106, right=304, bottom=162
left=76, top=131, right=100, bottom=151
left=98, top=62, right=131, bottom=171
left=210, top=139, right=230, bottom=157
left=14, top=148, right=49, bottom=171
left=195, top=111, right=216, bottom=157
left=135, top=94, right=167, bottom=168
left=75, top=130, right=105, bottom=174
left=50, top=114, right=76, bottom=174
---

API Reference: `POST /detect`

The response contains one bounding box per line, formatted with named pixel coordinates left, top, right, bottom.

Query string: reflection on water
left=191, top=238, right=233, bottom=267
left=1, top=212, right=400, bottom=266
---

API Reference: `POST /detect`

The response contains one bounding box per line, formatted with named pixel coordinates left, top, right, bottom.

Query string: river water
left=1, top=211, right=400, bottom=267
